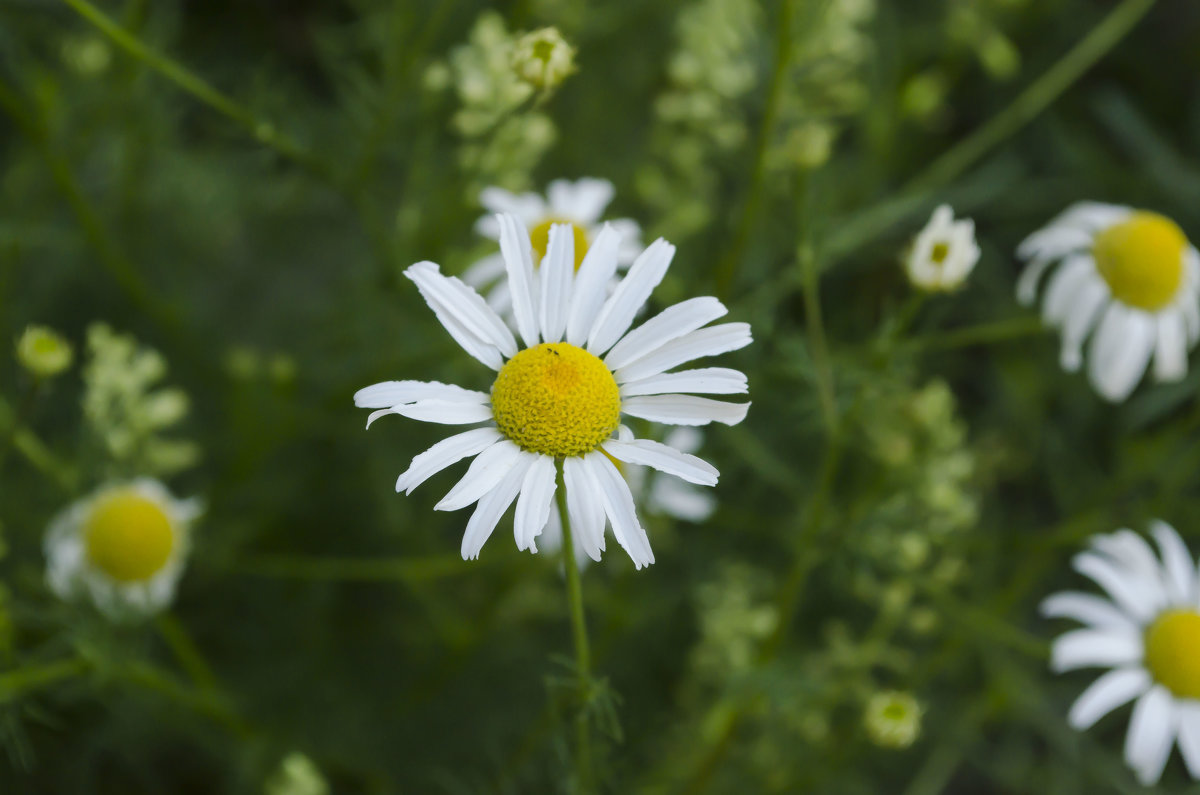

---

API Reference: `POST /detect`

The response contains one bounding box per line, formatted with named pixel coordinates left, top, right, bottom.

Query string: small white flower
left=511, top=27, right=575, bottom=90
left=905, top=205, right=980, bottom=292
left=464, top=179, right=643, bottom=314
left=356, top=214, right=751, bottom=568
left=45, top=479, right=200, bottom=620
left=1018, top=203, right=1200, bottom=402
left=1043, top=521, right=1200, bottom=785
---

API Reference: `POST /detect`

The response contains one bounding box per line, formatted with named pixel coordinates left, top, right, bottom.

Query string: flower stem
left=555, top=465, right=594, bottom=793
left=0, top=658, right=90, bottom=699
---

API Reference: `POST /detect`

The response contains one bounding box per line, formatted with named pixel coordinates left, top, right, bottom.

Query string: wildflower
left=511, top=27, right=575, bottom=90
left=1018, top=203, right=1200, bottom=402
left=44, top=479, right=200, bottom=620
left=904, top=205, right=980, bottom=292
left=1042, top=521, right=1200, bottom=785
left=356, top=215, right=751, bottom=567
left=464, top=178, right=643, bottom=312
left=266, top=752, right=329, bottom=795
left=863, top=690, right=923, bottom=749
left=15, top=325, right=73, bottom=378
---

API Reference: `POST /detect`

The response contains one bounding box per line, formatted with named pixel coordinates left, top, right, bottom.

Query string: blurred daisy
left=1042, top=521, right=1200, bottom=785
left=45, top=479, right=200, bottom=620
left=464, top=179, right=642, bottom=313
left=1018, top=203, right=1200, bottom=402
left=356, top=214, right=750, bottom=568
left=905, top=204, right=980, bottom=292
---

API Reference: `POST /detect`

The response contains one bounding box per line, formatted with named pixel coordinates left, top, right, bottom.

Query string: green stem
left=556, top=465, right=594, bottom=793
left=156, top=613, right=219, bottom=694
left=798, top=174, right=836, bottom=432
left=0, top=658, right=90, bottom=699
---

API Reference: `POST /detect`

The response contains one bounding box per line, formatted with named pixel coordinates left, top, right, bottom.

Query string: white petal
left=404, top=262, right=516, bottom=365
left=1074, top=550, right=1162, bottom=623
left=621, top=395, right=750, bottom=427
left=1151, top=520, right=1196, bottom=605
left=1092, top=530, right=1170, bottom=599
left=514, top=455, right=556, bottom=552
left=1017, top=227, right=1093, bottom=266
left=1088, top=305, right=1155, bottom=402
left=1042, top=256, right=1094, bottom=325
left=614, top=323, right=753, bottom=384
left=460, top=253, right=507, bottom=289
left=395, top=427, right=503, bottom=495
left=587, top=238, right=675, bottom=355
left=538, top=223, right=575, bottom=344
left=1049, top=628, right=1142, bottom=672
left=1016, top=255, right=1058, bottom=307
left=649, top=477, right=716, bottom=522
left=548, top=178, right=613, bottom=223
left=1125, top=687, right=1177, bottom=787
left=566, top=224, right=622, bottom=346
left=1059, top=280, right=1109, bottom=372
left=601, top=438, right=718, bottom=486
left=620, top=367, right=748, bottom=398
left=435, top=440, right=523, bottom=511
left=1067, top=667, right=1152, bottom=730
left=1176, top=702, right=1200, bottom=778
left=664, top=426, right=704, bottom=455
left=1154, top=309, right=1189, bottom=382
left=581, top=451, right=654, bottom=569
left=564, top=456, right=606, bottom=562
left=1040, top=591, right=1139, bottom=632
left=603, top=297, right=728, bottom=371
left=479, top=187, right=545, bottom=223
left=460, top=455, right=533, bottom=560
left=609, top=218, right=644, bottom=263
left=498, top=213, right=540, bottom=348
left=389, top=400, right=494, bottom=425
left=354, top=380, right=486, bottom=409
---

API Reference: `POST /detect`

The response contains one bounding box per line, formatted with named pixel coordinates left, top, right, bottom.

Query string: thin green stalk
left=556, top=466, right=594, bottom=793
left=798, top=175, right=836, bottom=432
left=714, top=0, right=796, bottom=299
left=156, top=613, right=219, bottom=694
left=0, top=658, right=90, bottom=700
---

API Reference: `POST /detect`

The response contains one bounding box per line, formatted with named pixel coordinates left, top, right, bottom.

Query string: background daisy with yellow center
left=356, top=213, right=750, bottom=567
left=463, top=178, right=643, bottom=313
left=1043, top=521, right=1200, bottom=785
left=44, top=479, right=201, bottom=619
left=1018, top=202, right=1200, bottom=402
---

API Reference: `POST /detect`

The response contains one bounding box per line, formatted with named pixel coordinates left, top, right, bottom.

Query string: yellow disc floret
left=1144, top=609, right=1200, bottom=700
left=530, top=217, right=589, bottom=270
left=85, top=490, right=175, bottom=582
left=491, top=342, right=620, bottom=457
left=1092, top=211, right=1188, bottom=311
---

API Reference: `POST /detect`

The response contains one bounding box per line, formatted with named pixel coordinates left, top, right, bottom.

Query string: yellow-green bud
left=511, top=27, right=575, bottom=90
left=16, top=325, right=73, bottom=378
left=863, top=690, right=923, bottom=749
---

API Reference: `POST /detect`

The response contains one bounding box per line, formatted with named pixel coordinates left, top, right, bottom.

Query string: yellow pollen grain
left=1092, top=211, right=1188, bottom=311
left=529, top=217, right=589, bottom=270
left=84, top=491, right=175, bottom=583
left=491, top=342, right=620, bottom=458
left=1144, top=609, right=1200, bottom=700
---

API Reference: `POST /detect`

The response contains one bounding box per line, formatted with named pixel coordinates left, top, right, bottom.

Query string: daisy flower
left=463, top=178, right=643, bottom=312
left=1017, top=203, right=1200, bottom=402
left=45, top=479, right=200, bottom=620
left=904, top=204, right=980, bottom=292
left=1042, top=521, right=1200, bottom=785
left=355, top=214, right=751, bottom=568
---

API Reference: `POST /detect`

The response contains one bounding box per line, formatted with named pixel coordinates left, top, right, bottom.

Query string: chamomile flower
left=356, top=214, right=751, bottom=568
left=1042, top=521, right=1200, bottom=785
left=45, top=479, right=200, bottom=620
left=905, top=205, right=980, bottom=292
left=1018, top=203, right=1200, bottom=402
left=464, top=179, right=643, bottom=312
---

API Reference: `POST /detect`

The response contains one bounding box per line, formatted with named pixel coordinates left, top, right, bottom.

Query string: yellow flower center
left=490, top=342, right=620, bottom=457
left=1144, top=609, right=1200, bottom=700
left=84, top=491, right=175, bottom=582
left=1092, top=211, right=1188, bottom=311
left=529, top=217, right=589, bottom=270
left=930, top=241, right=950, bottom=264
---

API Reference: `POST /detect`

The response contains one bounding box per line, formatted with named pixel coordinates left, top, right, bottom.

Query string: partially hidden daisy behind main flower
left=1042, top=521, right=1200, bottom=785
left=463, top=178, right=643, bottom=312
left=45, top=479, right=200, bottom=620
left=1018, top=203, right=1200, bottom=402
left=904, top=204, right=980, bottom=292
left=355, top=214, right=751, bottom=568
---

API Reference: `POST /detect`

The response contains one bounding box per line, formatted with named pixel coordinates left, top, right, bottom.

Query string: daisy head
left=464, top=179, right=643, bottom=312
left=905, top=204, right=980, bottom=292
left=1042, top=521, right=1200, bottom=785
left=1018, top=203, right=1200, bottom=402
left=355, top=214, right=751, bottom=568
left=45, top=479, right=200, bottom=620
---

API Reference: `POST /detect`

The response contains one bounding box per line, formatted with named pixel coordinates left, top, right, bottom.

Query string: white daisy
left=45, top=479, right=200, bottom=620
left=1017, top=203, right=1200, bottom=402
left=355, top=214, right=751, bottom=568
left=463, top=178, right=643, bottom=313
left=1042, top=521, right=1200, bottom=785
left=905, top=204, right=980, bottom=292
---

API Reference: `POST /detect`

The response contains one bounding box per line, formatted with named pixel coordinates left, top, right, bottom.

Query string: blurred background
left=3, top=0, right=1200, bottom=792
